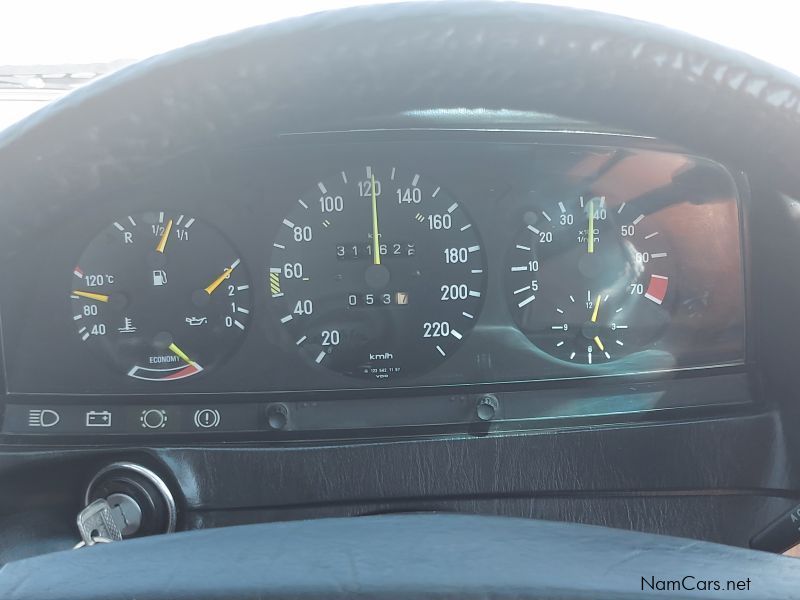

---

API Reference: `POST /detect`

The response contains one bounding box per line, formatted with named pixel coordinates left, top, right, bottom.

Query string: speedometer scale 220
left=269, top=166, right=486, bottom=380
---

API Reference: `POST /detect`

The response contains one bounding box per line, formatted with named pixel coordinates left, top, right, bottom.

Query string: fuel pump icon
left=152, top=270, right=167, bottom=286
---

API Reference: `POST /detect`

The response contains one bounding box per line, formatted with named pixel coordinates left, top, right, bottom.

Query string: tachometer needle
left=591, top=294, right=602, bottom=322
left=593, top=335, right=605, bottom=351
left=72, top=290, right=109, bottom=303
left=168, top=342, right=195, bottom=366
left=587, top=198, right=595, bottom=254
left=204, top=259, right=241, bottom=295
left=371, top=173, right=381, bottom=265
left=155, top=219, right=173, bottom=254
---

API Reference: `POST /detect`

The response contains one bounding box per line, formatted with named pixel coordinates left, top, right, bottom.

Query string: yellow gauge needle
left=591, top=294, right=602, bottom=323
left=371, top=173, right=381, bottom=265
left=204, top=259, right=240, bottom=295
left=205, top=269, right=232, bottom=295
left=72, top=290, right=109, bottom=303
left=593, top=336, right=606, bottom=351
left=168, top=342, right=194, bottom=365
left=155, top=219, right=173, bottom=254
left=587, top=198, right=595, bottom=254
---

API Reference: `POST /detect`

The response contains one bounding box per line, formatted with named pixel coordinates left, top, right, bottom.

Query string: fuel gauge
left=70, top=211, right=251, bottom=381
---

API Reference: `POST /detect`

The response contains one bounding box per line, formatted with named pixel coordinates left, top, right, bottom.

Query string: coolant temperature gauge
left=70, top=211, right=251, bottom=381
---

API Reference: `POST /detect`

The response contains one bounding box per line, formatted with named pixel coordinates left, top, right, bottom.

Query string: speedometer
left=270, top=166, right=486, bottom=380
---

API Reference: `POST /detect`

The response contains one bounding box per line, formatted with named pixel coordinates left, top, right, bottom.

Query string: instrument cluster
left=0, top=133, right=747, bottom=397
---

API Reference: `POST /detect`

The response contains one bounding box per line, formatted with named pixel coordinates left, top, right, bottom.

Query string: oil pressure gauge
left=70, top=211, right=251, bottom=381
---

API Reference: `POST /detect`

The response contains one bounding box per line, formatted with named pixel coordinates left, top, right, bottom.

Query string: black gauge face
left=70, top=211, right=251, bottom=381
left=506, top=196, right=674, bottom=365
left=270, top=166, right=486, bottom=380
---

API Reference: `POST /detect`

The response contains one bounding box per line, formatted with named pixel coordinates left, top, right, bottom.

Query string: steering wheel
left=2, top=514, right=799, bottom=599
left=2, top=3, right=800, bottom=598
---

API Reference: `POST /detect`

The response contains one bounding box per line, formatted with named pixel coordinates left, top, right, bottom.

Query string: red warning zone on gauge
left=644, top=274, right=669, bottom=305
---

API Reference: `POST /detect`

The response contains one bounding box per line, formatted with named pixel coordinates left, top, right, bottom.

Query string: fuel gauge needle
left=72, top=290, right=109, bottom=303
left=155, top=219, right=174, bottom=253
left=204, top=259, right=241, bottom=295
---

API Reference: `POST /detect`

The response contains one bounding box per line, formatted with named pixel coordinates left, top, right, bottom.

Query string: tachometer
left=270, top=166, right=485, bottom=380
left=70, top=211, right=251, bottom=381
left=505, top=196, right=674, bottom=365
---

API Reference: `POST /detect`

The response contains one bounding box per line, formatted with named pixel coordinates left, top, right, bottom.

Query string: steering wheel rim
left=3, top=514, right=800, bottom=599
left=0, top=2, right=799, bottom=263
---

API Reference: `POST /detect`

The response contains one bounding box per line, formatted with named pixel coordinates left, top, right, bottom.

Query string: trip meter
left=70, top=211, right=251, bottom=381
left=270, top=166, right=486, bottom=380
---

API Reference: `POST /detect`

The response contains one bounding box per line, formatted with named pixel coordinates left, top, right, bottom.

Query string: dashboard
left=0, top=130, right=748, bottom=439
left=8, top=3, right=800, bottom=584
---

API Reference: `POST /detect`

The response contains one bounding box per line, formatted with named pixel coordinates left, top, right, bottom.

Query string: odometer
left=270, top=166, right=485, bottom=380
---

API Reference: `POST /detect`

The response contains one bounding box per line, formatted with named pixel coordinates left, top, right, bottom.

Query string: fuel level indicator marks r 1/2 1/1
left=70, top=211, right=252, bottom=381
left=505, top=196, right=674, bottom=365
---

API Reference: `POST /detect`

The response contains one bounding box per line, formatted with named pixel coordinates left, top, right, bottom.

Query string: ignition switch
left=83, top=462, right=177, bottom=539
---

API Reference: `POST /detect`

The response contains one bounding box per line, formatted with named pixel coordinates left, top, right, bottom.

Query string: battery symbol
left=85, top=410, right=112, bottom=427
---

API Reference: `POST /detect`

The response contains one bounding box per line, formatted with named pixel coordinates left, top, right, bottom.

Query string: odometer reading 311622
left=270, top=166, right=486, bottom=380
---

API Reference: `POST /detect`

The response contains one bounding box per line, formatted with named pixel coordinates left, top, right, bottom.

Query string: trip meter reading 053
left=270, top=166, right=486, bottom=380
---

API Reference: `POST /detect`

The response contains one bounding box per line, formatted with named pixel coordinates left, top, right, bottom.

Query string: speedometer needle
left=204, top=259, right=241, bottom=295
left=370, top=173, right=381, bottom=265
left=155, top=219, right=173, bottom=254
